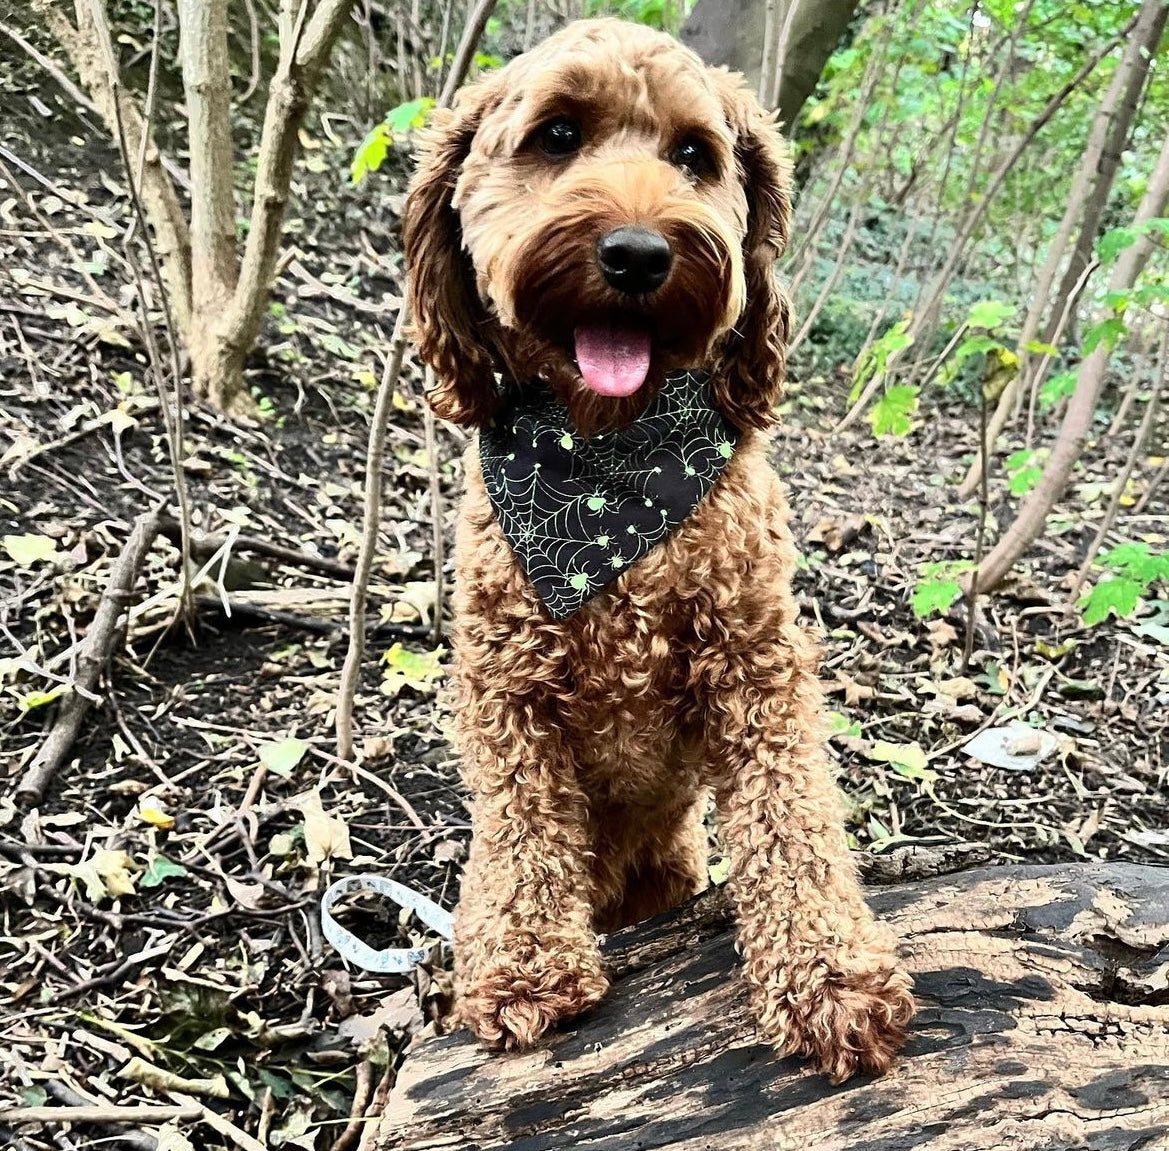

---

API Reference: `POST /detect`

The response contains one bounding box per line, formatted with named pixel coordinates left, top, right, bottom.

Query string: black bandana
left=479, top=371, right=739, bottom=619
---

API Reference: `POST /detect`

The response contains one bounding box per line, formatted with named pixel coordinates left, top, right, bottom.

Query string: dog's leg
left=452, top=686, right=607, bottom=1049
left=702, top=624, right=916, bottom=1082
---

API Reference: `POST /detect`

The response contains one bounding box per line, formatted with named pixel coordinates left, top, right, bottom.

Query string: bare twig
left=336, top=318, right=411, bottom=762
left=962, top=380, right=991, bottom=672
left=336, top=0, right=499, bottom=762
left=423, top=367, right=446, bottom=645
left=17, top=507, right=164, bottom=806
left=1066, top=321, right=1167, bottom=607
left=97, top=3, right=195, bottom=629
left=0, top=1103, right=198, bottom=1125
left=326, top=1058, right=375, bottom=1151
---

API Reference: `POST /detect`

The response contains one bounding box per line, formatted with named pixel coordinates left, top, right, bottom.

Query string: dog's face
left=404, top=18, right=792, bottom=433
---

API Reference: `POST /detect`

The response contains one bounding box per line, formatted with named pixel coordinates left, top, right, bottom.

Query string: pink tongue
left=574, top=321, right=651, bottom=397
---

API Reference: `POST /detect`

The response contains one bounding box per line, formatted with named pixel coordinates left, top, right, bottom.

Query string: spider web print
left=479, top=370, right=739, bottom=619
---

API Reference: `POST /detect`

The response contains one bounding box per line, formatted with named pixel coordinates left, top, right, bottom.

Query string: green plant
left=1004, top=447, right=1047, bottom=496
left=911, top=560, right=975, bottom=618
left=352, top=98, right=436, bottom=184
left=1080, top=542, right=1169, bottom=626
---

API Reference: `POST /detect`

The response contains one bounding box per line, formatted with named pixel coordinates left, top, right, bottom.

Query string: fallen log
left=376, top=862, right=1169, bottom=1151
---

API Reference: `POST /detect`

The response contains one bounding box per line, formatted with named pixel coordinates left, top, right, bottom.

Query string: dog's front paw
left=755, top=961, right=916, bottom=1083
left=797, top=964, right=915, bottom=1083
left=458, top=950, right=609, bottom=1049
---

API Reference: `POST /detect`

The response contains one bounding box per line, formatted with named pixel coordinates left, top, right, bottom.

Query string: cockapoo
left=402, top=17, right=915, bottom=1082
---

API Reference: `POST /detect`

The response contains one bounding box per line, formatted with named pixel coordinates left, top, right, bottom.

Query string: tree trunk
left=45, top=0, right=356, bottom=415
left=375, top=861, right=1169, bottom=1150
left=680, top=0, right=860, bottom=130
left=1041, top=0, right=1166, bottom=352
left=975, top=126, right=1169, bottom=593
left=904, top=19, right=1132, bottom=368
left=957, top=0, right=1166, bottom=501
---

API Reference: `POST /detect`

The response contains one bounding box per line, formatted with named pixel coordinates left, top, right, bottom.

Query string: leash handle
left=320, top=874, right=454, bottom=974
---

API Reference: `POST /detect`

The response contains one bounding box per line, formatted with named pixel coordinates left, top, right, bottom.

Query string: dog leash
left=320, top=874, right=454, bottom=974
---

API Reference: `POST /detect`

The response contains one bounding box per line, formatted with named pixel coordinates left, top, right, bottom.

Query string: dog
left=402, top=17, right=915, bottom=1082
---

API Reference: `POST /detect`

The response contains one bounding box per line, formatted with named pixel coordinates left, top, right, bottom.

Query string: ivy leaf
left=1081, top=576, right=1142, bottom=626
left=868, top=384, right=919, bottom=437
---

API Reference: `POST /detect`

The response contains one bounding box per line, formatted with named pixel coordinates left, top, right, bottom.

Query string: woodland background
left=0, top=0, right=1167, bottom=1148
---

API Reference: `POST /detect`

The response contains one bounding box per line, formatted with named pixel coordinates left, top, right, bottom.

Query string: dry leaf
left=294, top=790, right=353, bottom=865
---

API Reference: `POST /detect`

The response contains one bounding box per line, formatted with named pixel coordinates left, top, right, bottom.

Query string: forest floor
left=2, top=104, right=1167, bottom=1151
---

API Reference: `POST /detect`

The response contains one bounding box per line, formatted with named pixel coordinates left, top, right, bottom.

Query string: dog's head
left=403, top=18, right=792, bottom=433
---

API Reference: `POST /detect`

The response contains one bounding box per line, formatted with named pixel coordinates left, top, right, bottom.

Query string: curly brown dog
left=402, top=17, right=915, bottom=1082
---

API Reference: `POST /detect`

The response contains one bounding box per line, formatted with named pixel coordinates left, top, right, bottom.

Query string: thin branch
left=336, top=0, right=499, bottom=762
left=1065, top=321, right=1167, bottom=606
left=17, top=507, right=164, bottom=806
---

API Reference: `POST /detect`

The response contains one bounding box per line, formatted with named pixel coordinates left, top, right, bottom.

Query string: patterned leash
left=320, top=875, right=454, bottom=974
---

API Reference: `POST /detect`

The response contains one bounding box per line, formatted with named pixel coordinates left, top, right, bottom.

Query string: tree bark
left=192, top=0, right=357, bottom=410
left=1041, top=0, right=1166, bottom=353
left=975, top=127, right=1169, bottom=593
left=680, top=0, right=860, bottom=130
left=375, top=862, right=1169, bottom=1150
left=958, top=0, right=1166, bottom=500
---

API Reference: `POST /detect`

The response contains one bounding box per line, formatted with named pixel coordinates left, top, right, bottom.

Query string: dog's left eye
left=671, top=137, right=712, bottom=177
left=538, top=117, right=582, bottom=156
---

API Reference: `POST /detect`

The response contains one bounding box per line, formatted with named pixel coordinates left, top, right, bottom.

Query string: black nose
left=597, top=227, right=672, bottom=294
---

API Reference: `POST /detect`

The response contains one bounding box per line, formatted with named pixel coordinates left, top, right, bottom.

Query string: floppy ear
left=402, top=83, right=501, bottom=426
left=710, top=72, right=793, bottom=431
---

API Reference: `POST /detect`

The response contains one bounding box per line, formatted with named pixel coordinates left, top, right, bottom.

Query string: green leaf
left=1024, top=341, right=1059, bottom=356
left=316, top=333, right=362, bottom=361
left=966, top=299, right=1015, bottom=331
left=1082, top=316, right=1126, bottom=355
left=952, top=334, right=1003, bottom=362
left=385, top=96, right=435, bottom=136
left=351, top=122, right=391, bottom=184
left=1098, top=542, right=1169, bottom=582
left=868, top=384, right=919, bottom=437
left=1039, top=369, right=1076, bottom=409
left=912, top=576, right=962, bottom=618
left=828, top=711, right=862, bottom=738
left=1097, top=226, right=1138, bottom=263
left=1081, top=576, right=1142, bottom=625
left=140, top=854, right=189, bottom=889
left=1008, top=466, right=1043, bottom=496
left=3, top=533, right=63, bottom=566
left=19, top=684, right=71, bottom=711
left=868, top=740, right=932, bottom=779
left=381, top=644, right=446, bottom=696
left=259, top=737, right=309, bottom=777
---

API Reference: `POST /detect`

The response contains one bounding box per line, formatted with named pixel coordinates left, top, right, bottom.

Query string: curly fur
left=403, top=17, right=915, bottom=1081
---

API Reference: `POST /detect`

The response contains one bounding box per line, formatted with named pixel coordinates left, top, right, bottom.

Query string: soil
left=1, top=46, right=1166, bottom=1151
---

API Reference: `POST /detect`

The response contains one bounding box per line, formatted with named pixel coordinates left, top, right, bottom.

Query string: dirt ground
left=1, top=69, right=1167, bottom=1151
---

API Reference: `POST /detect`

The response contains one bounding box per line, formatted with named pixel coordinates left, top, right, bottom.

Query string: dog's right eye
left=538, top=117, right=582, bottom=156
